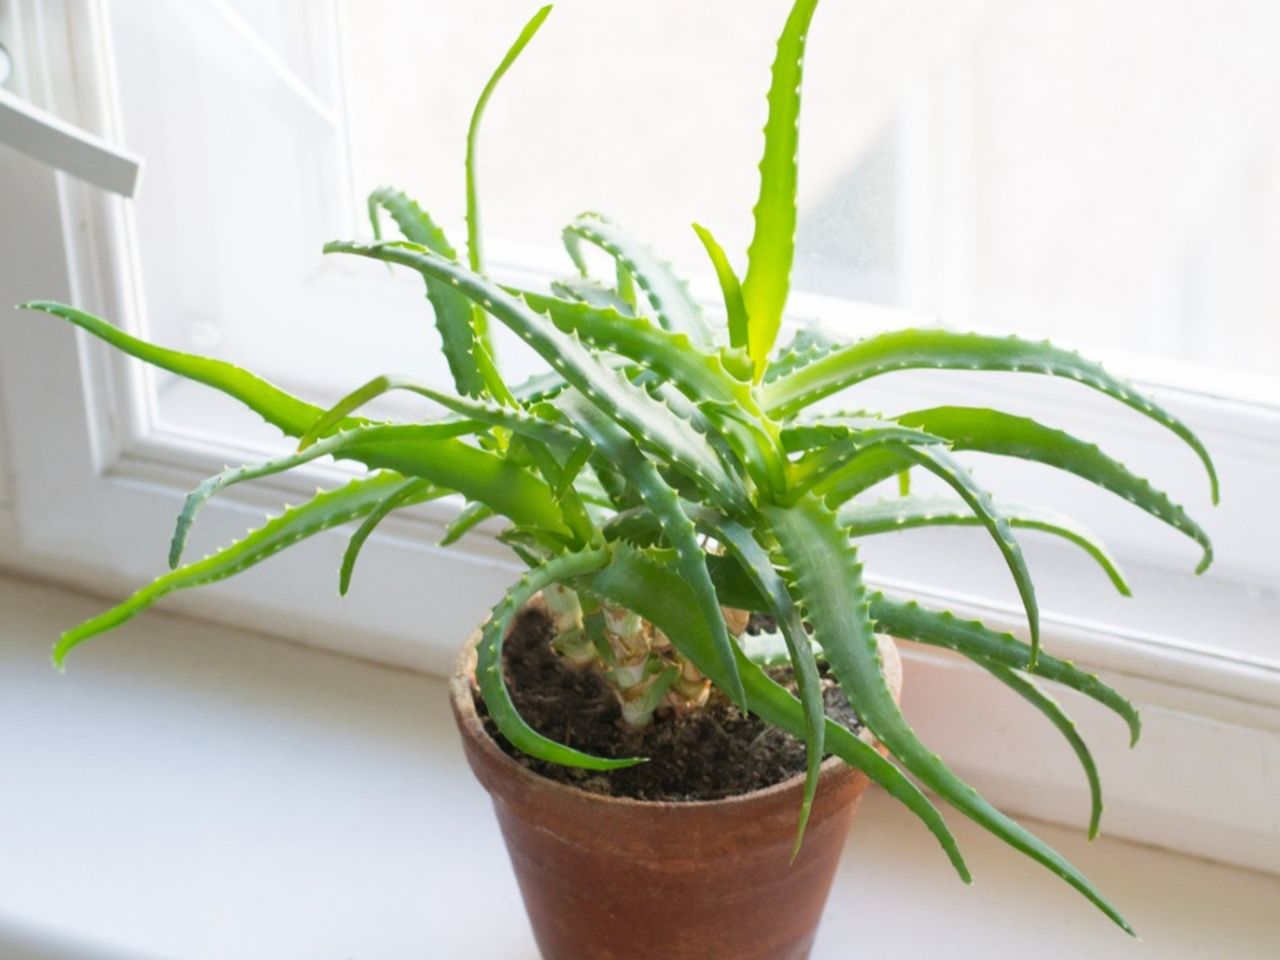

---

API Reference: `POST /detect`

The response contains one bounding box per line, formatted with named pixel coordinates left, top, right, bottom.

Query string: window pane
left=343, top=0, right=1280, bottom=395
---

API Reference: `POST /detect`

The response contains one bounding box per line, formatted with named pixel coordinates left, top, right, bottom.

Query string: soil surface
left=475, top=606, right=862, bottom=802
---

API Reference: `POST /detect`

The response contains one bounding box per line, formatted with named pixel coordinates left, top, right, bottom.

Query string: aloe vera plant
left=20, top=0, right=1219, bottom=935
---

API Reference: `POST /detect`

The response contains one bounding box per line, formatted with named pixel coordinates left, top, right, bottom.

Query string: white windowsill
left=1, top=572, right=1276, bottom=959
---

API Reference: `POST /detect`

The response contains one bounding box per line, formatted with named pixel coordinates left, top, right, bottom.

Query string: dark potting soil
left=475, top=606, right=863, bottom=802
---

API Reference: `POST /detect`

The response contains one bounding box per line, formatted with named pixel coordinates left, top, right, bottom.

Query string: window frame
left=2, top=0, right=1278, bottom=876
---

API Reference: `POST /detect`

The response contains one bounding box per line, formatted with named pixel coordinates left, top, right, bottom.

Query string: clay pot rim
left=450, top=612, right=898, bottom=813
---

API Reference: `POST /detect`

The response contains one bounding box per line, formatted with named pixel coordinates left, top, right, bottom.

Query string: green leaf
left=367, top=188, right=490, bottom=398
left=785, top=417, right=946, bottom=496
left=781, top=413, right=941, bottom=452
left=840, top=496, right=1131, bottom=596
left=736, top=605, right=1108, bottom=840
left=801, top=433, right=1044, bottom=665
left=464, top=4, right=552, bottom=385
left=517, top=288, right=785, bottom=491
left=368, top=186, right=454, bottom=253
left=765, top=494, right=1132, bottom=934
left=721, top=573, right=1142, bottom=750
left=741, top=0, right=821, bottom=380
left=563, top=212, right=713, bottom=346
left=550, top=276, right=634, bottom=315
left=883, top=444, right=1043, bottom=664
left=983, top=661, right=1104, bottom=840
left=519, top=290, right=755, bottom=402
left=169, top=423, right=569, bottom=566
left=296, top=373, right=578, bottom=452
left=475, top=545, right=643, bottom=771
left=325, top=241, right=748, bottom=513
left=340, top=478, right=439, bottom=595
left=466, top=5, right=552, bottom=275
left=560, top=392, right=747, bottom=709
left=762, top=328, right=1219, bottom=504
left=764, top=325, right=837, bottom=383
left=868, top=596, right=1142, bottom=747
left=692, top=222, right=748, bottom=350
left=53, top=474, right=409, bottom=666
left=440, top=500, right=495, bottom=547
left=20, top=302, right=356, bottom=439
left=690, top=508, right=823, bottom=856
left=337, top=427, right=571, bottom=536
left=579, top=542, right=970, bottom=879
left=895, top=406, right=1213, bottom=573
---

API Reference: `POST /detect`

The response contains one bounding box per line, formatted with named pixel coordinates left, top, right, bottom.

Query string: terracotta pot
left=450, top=617, right=901, bottom=960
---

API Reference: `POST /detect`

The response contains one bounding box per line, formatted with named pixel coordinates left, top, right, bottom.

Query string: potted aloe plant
left=21, top=1, right=1218, bottom=957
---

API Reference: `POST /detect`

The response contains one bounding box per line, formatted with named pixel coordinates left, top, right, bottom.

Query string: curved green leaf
left=840, top=496, right=1131, bottom=596
left=742, top=0, right=821, bottom=380
left=896, top=406, right=1213, bottom=573
left=765, top=325, right=837, bottom=383
left=296, top=373, right=578, bottom=451
left=519, top=291, right=755, bottom=405
left=817, top=443, right=1042, bottom=664
left=736, top=614, right=1108, bottom=841
left=54, top=474, right=409, bottom=666
left=20, top=302, right=356, bottom=439
left=692, top=222, right=749, bottom=350
left=786, top=418, right=946, bottom=496
left=563, top=211, right=713, bottom=346
left=781, top=412, right=937, bottom=452
left=340, top=477, right=439, bottom=595
left=466, top=5, right=552, bottom=276
left=868, top=596, right=1142, bottom=746
left=368, top=187, right=488, bottom=397
left=551, top=276, right=634, bottom=315
left=983, top=661, right=1104, bottom=840
left=765, top=494, right=1131, bottom=933
left=762, top=328, right=1218, bottom=504
left=170, top=423, right=568, bottom=566
left=440, top=500, right=495, bottom=547
left=476, top=545, right=642, bottom=771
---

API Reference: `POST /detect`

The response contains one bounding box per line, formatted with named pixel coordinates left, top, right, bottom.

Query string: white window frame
left=2, top=0, right=1278, bottom=876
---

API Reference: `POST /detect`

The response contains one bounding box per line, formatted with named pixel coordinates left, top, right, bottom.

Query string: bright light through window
left=110, top=0, right=1280, bottom=410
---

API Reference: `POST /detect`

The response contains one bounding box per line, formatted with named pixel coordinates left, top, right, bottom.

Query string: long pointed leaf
left=840, top=496, right=1131, bottom=595
left=563, top=212, right=713, bottom=346
left=742, top=0, right=821, bottom=380
left=887, top=444, right=1042, bottom=664
left=170, top=423, right=569, bottom=566
left=763, top=328, right=1218, bottom=503
left=867, top=596, right=1142, bottom=747
left=340, top=477, right=439, bottom=595
left=21, top=302, right=353, bottom=438
left=896, top=406, right=1213, bottom=573
left=464, top=3, right=552, bottom=379
left=296, top=373, right=578, bottom=452
left=983, top=661, right=1104, bottom=840
left=692, top=223, right=749, bottom=350
left=476, top=545, right=642, bottom=771
left=766, top=494, right=1132, bottom=933
left=53, top=474, right=408, bottom=666
left=466, top=5, right=551, bottom=275
left=708, top=552, right=1142, bottom=747
left=368, top=187, right=488, bottom=397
